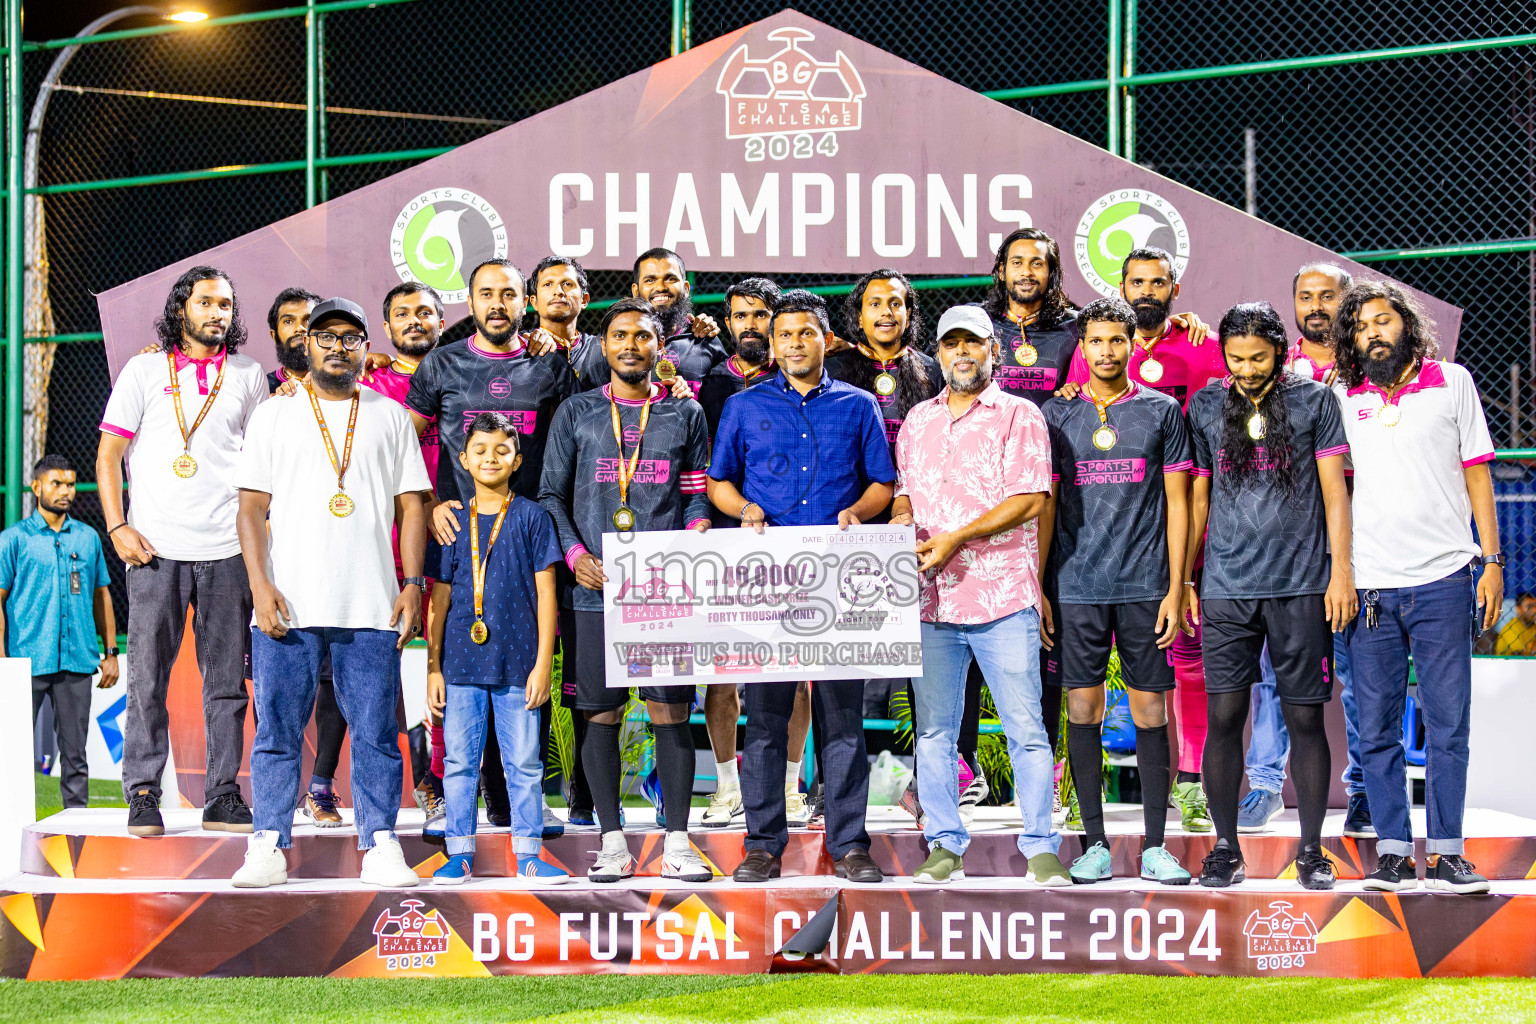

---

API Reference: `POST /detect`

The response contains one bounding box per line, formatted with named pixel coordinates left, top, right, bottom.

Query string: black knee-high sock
left=1041, top=683, right=1064, bottom=758
left=1136, top=725, right=1171, bottom=848
left=570, top=713, right=593, bottom=812
left=1203, top=690, right=1251, bottom=854
left=582, top=721, right=623, bottom=834
left=1067, top=722, right=1106, bottom=851
left=651, top=722, right=695, bottom=833
left=1281, top=702, right=1330, bottom=854
left=959, top=661, right=984, bottom=768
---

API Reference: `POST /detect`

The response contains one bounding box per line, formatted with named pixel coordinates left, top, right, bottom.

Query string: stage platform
left=6, top=805, right=1535, bottom=980
left=20, top=804, right=1536, bottom=882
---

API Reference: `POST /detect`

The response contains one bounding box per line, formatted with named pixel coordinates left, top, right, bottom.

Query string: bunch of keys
left=1362, top=590, right=1380, bottom=629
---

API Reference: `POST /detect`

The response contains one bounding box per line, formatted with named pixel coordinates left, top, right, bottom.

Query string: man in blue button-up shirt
left=708, top=290, right=896, bottom=883
left=0, top=455, right=118, bottom=809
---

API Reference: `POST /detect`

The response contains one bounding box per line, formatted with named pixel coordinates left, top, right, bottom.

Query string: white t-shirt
left=100, top=349, right=268, bottom=562
left=235, top=387, right=432, bottom=630
left=1336, top=359, right=1495, bottom=588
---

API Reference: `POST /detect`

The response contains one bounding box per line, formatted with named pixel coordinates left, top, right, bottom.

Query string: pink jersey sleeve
left=1065, top=346, right=1091, bottom=387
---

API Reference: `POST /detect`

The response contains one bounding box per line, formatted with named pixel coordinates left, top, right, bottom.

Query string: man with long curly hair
left=96, top=266, right=270, bottom=838
left=1334, top=282, right=1499, bottom=895
left=1183, top=301, right=1355, bottom=890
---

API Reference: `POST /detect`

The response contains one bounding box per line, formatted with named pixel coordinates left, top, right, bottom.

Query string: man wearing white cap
left=890, top=304, right=1068, bottom=886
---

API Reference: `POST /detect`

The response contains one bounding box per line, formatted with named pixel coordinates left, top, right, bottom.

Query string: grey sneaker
left=913, top=846, right=965, bottom=885
left=1236, top=788, right=1284, bottom=833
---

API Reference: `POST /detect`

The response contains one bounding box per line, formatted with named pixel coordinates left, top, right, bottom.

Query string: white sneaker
left=701, top=783, right=743, bottom=828
left=232, top=830, right=287, bottom=888
left=959, top=768, right=990, bottom=830
left=661, top=831, right=713, bottom=883
left=588, top=831, right=637, bottom=883
left=360, top=831, right=420, bottom=888
left=785, top=789, right=812, bottom=828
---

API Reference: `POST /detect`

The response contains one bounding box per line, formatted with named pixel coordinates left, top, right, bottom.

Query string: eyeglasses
left=309, top=330, right=367, bottom=350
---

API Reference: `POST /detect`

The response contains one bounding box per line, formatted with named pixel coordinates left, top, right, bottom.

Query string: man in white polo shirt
left=1332, top=282, right=1501, bottom=896
left=231, top=297, right=430, bottom=888
left=97, top=266, right=269, bottom=837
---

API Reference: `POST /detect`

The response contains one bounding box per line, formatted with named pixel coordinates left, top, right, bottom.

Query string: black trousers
left=33, top=671, right=94, bottom=808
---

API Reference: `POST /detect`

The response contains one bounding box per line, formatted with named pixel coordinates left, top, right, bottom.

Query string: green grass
left=33, top=773, right=126, bottom=820
left=1, top=975, right=1533, bottom=1023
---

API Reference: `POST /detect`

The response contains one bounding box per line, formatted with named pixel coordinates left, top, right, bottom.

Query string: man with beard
left=528, top=256, right=603, bottom=391
left=231, top=296, right=429, bottom=889
left=1065, top=247, right=1227, bottom=835
left=708, top=290, right=895, bottom=884
left=983, top=228, right=1084, bottom=407
left=1039, top=297, right=1191, bottom=885
left=537, top=298, right=713, bottom=884
left=1239, top=263, right=1373, bottom=840
left=0, top=455, right=118, bottom=809
left=98, top=266, right=269, bottom=837
left=892, top=305, right=1070, bottom=887
left=631, top=247, right=726, bottom=391
left=695, top=276, right=814, bottom=830
left=266, top=288, right=319, bottom=392
left=1335, top=283, right=1499, bottom=895
left=1184, top=301, right=1354, bottom=889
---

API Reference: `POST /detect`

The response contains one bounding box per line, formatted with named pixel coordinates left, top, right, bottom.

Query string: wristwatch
left=402, top=576, right=427, bottom=588
left=104, top=646, right=120, bottom=657
left=1480, top=553, right=1506, bottom=569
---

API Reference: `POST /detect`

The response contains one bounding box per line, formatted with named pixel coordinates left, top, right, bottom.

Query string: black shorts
left=1201, top=594, right=1334, bottom=704
left=1058, top=601, right=1175, bottom=692
left=568, top=610, right=697, bottom=712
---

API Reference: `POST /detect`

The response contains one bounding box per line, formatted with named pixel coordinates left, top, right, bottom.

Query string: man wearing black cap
left=231, top=297, right=432, bottom=888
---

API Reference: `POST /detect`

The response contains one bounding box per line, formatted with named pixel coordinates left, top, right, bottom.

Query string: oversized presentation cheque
left=600, top=524, right=923, bottom=687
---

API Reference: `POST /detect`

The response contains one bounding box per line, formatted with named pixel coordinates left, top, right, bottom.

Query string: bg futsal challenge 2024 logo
left=1074, top=189, right=1191, bottom=298
left=716, top=27, right=866, bottom=163
left=390, top=189, right=509, bottom=304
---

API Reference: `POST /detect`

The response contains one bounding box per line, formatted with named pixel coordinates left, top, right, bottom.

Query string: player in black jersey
left=265, top=287, right=318, bottom=393
left=698, top=277, right=781, bottom=438
left=825, top=269, right=945, bottom=449
left=982, top=228, right=1082, bottom=408
left=538, top=297, right=713, bottom=884
left=1184, top=302, right=1355, bottom=890
left=1040, top=297, right=1191, bottom=885
left=527, top=256, right=605, bottom=391
left=630, top=247, right=727, bottom=388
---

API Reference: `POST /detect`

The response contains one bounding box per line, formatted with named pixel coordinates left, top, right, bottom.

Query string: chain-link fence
left=12, top=0, right=1536, bottom=625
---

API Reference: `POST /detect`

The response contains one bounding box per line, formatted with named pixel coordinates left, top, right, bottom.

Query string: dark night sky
left=26, top=0, right=294, bottom=43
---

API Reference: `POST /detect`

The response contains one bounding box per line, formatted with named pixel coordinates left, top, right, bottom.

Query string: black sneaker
left=1363, top=853, right=1417, bottom=891
left=1198, top=840, right=1245, bottom=888
left=1342, top=793, right=1376, bottom=839
left=1295, top=843, right=1336, bottom=890
left=1425, top=854, right=1490, bottom=895
left=127, top=788, right=164, bottom=837
left=202, top=792, right=254, bottom=833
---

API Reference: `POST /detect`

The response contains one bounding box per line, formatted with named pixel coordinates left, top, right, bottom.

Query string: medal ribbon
left=1087, top=379, right=1133, bottom=428
left=609, top=387, right=655, bottom=511
left=304, top=381, right=360, bottom=494
left=1380, top=360, right=1420, bottom=410
left=470, top=493, right=512, bottom=627
left=855, top=342, right=907, bottom=370
left=166, top=350, right=227, bottom=455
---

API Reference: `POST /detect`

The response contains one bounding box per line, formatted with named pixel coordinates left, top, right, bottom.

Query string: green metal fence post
left=4, top=0, right=21, bottom=525
left=305, top=0, right=318, bottom=208
left=1106, top=0, right=1121, bottom=155
left=1122, top=0, right=1137, bottom=163
left=317, top=8, right=329, bottom=204
left=670, top=0, right=690, bottom=57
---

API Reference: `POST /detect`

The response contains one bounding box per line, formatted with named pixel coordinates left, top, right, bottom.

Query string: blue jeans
left=444, top=683, right=543, bottom=857
left=250, top=627, right=402, bottom=849
left=1349, top=565, right=1476, bottom=857
left=1246, top=635, right=1366, bottom=795
left=912, top=608, right=1059, bottom=860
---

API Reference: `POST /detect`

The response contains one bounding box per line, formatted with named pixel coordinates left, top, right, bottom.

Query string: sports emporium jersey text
left=1187, top=375, right=1349, bottom=600
left=1067, top=319, right=1226, bottom=412
left=989, top=311, right=1080, bottom=407
left=1045, top=384, right=1192, bottom=604
left=537, top=385, right=710, bottom=612
left=406, top=335, right=574, bottom=502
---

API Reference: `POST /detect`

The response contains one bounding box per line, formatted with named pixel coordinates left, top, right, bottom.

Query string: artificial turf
left=1, top=975, right=1534, bottom=1023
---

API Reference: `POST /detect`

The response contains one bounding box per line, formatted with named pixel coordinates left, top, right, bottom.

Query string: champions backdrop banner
left=95, top=8, right=1461, bottom=373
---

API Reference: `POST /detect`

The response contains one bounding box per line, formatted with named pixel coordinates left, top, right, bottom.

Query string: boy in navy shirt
left=426, top=412, right=567, bottom=884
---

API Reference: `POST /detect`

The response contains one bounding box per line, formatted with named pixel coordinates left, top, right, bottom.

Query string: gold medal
left=609, top=386, right=654, bottom=535
left=1014, top=342, right=1038, bottom=367
left=1240, top=374, right=1277, bottom=443
left=1092, top=425, right=1117, bottom=451
left=469, top=492, right=512, bottom=643
left=1377, top=403, right=1402, bottom=427
left=171, top=453, right=198, bottom=478
left=305, top=381, right=361, bottom=519
left=874, top=371, right=897, bottom=396
left=655, top=358, right=677, bottom=380
left=166, top=351, right=226, bottom=480
left=1086, top=379, right=1132, bottom=455
left=1375, top=362, right=1417, bottom=430
left=1139, top=357, right=1164, bottom=384
left=613, top=505, right=637, bottom=531
left=470, top=619, right=489, bottom=645
left=1247, top=413, right=1267, bottom=441
left=329, top=492, right=355, bottom=517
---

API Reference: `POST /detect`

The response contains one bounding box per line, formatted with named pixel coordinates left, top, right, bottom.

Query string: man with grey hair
left=891, top=305, right=1068, bottom=886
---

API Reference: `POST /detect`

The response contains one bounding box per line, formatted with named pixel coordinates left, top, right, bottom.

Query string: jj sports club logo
left=390, top=188, right=508, bottom=304
left=1074, top=189, right=1190, bottom=298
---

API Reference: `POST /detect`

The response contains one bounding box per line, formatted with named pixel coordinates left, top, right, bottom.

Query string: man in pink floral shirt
left=891, top=304, right=1068, bottom=886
